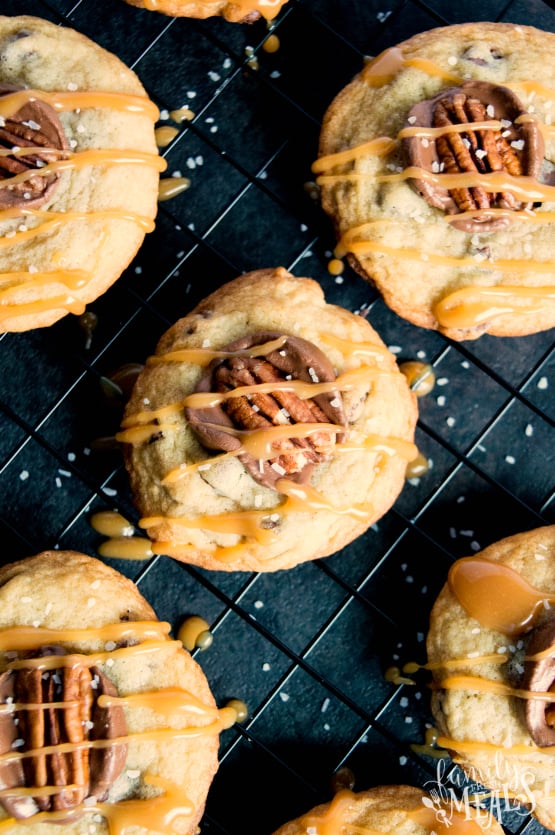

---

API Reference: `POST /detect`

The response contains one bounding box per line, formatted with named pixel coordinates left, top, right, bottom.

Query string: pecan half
left=186, top=331, right=347, bottom=490
left=403, top=81, right=544, bottom=232
left=0, top=85, right=68, bottom=210
left=523, top=615, right=555, bottom=747
left=0, top=646, right=127, bottom=820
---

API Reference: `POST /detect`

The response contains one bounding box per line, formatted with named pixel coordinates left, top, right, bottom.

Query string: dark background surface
left=0, top=0, right=554, bottom=833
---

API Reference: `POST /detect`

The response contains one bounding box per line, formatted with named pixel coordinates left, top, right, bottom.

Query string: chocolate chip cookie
left=0, top=16, right=162, bottom=333
left=119, top=267, right=418, bottom=572
left=315, top=22, right=555, bottom=340
left=122, top=0, right=287, bottom=22
left=271, top=784, right=505, bottom=834
left=427, top=525, right=555, bottom=829
left=0, top=551, right=233, bottom=833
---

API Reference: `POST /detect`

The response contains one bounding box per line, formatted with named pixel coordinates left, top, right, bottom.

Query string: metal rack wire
left=0, top=0, right=554, bottom=833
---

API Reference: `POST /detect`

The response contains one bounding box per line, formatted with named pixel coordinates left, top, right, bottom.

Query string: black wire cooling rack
left=0, top=0, right=554, bottom=833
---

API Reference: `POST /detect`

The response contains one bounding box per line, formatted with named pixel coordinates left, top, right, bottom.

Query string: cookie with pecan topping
left=119, top=267, right=418, bottom=572
left=0, top=550, right=228, bottom=833
left=0, top=16, right=161, bottom=333
left=427, top=526, right=555, bottom=829
left=315, top=22, right=555, bottom=340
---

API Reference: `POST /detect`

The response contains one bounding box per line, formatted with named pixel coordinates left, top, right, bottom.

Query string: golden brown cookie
left=0, top=550, right=234, bottom=833
left=121, top=0, right=288, bottom=22
left=0, top=15, right=163, bottom=333
left=119, top=266, right=418, bottom=572
left=315, top=22, right=555, bottom=340
left=271, top=784, right=505, bottom=834
left=427, top=526, right=555, bottom=829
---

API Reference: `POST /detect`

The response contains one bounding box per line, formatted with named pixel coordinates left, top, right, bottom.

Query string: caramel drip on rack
left=314, top=54, right=555, bottom=329
left=0, top=90, right=164, bottom=328
left=300, top=788, right=486, bottom=834
left=0, top=621, right=235, bottom=832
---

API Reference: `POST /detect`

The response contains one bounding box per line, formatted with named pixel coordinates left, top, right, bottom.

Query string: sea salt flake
left=279, top=692, right=290, bottom=702
left=537, top=376, right=548, bottom=390
left=505, top=455, right=516, bottom=464
left=511, top=139, right=525, bottom=150
left=19, top=470, right=29, bottom=481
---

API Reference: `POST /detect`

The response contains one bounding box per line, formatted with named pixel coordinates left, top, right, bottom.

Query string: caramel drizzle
left=0, top=621, right=170, bottom=651
left=317, top=167, right=555, bottom=201
left=162, top=432, right=417, bottom=485
left=300, top=788, right=488, bottom=834
left=429, top=557, right=555, bottom=768
left=448, top=555, right=555, bottom=635
left=339, top=232, right=555, bottom=274
left=437, top=674, right=555, bottom=702
left=315, top=50, right=555, bottom=330
left=0, top=622, right=234, bottom=832
left=118, top=365, right=384, bottom=437
left=0, top=90, right=160, bottom=121
left=147, top=335, right=289, bottom=367
left=140, top=0, right=287, bottom=19
left=434, top=285, right=555, bottom=328
left=0, top=90, right=164, bottom=327
left=140, top=475, right=382, bottom=555
left=121, top=336, right=415, bottom=561
left=0, top=148, right=165, bottom=191
left=437, top=735, right=555, bottom=756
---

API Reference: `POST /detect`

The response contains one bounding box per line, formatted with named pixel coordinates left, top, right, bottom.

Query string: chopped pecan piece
left=523, top=615, right=555, bottom=747
left=186, top=331, right=347, bottom=490
left=403, top=81, right=544, bottom=232
left=0, top=85, right=68, bottom=209
left=0, top=646, right=127, bottom=820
